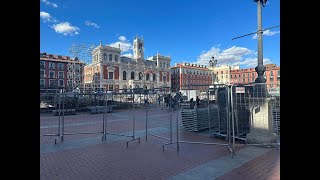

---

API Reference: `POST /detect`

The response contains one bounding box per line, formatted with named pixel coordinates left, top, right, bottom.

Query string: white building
left=208, top=64, right=239, bottom=84
left=84, top=36, right=171, bottom=92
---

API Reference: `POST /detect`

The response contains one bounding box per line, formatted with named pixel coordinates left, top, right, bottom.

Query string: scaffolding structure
left=68, top=41, right=96, bottom=92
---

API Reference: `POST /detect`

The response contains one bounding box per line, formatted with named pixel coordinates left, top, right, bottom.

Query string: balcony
left=128, top=79, right=136, bottom=84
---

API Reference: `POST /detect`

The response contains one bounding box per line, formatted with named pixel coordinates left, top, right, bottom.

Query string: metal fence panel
left=40, top=93, right=61, bottom=144
left=59, top=93, right=105, bottom=141
left=167, top=84, right=232, bottom=153
left=146, top=105, right=174, bottom=142
left=231, top=83, right=280, bottom=147
left=105, top=92, right=134, bottom=138
left=270, top=95, right=280, bottom=136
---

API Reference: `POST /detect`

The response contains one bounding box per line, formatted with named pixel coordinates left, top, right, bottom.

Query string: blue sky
left=40, top=0, right=280, bottom=68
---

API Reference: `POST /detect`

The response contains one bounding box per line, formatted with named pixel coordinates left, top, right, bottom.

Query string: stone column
left=246, top=95, right=276, bottom=144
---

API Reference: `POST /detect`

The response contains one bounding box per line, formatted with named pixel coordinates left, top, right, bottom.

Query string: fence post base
left=126, top=137, right=141, bottom=148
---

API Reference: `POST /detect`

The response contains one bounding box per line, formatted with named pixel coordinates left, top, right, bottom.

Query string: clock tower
left=133, top=35, right=144, bottom=59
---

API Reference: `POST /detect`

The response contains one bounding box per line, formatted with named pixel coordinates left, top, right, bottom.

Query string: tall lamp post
left=254, top=0, right=267, bottom=83
left=232, top=1, right=278, bottom=85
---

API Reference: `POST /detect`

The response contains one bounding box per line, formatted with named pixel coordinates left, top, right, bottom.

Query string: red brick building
left=230, top=64, right=280, bottom=91
left=171, top=63, right=213, bottom=91
left=40, top=52, right=85, bottom=91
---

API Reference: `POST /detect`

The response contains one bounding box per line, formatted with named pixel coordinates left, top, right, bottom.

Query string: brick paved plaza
left=40, top=107, right=280, bottom=180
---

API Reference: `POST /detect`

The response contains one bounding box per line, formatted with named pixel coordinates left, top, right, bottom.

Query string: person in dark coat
left=158, top=95, right=161, bottom=105
left=196, top=96, right=200, bottom=106
left=190, top=98, right=194, bottom=109
left=179, top=92, right=183, bottom=105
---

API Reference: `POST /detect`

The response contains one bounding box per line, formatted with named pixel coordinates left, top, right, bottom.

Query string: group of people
left=157, top=92, right=201, bottom=109
left=189, top=96, right=200, bottom=109
left=158, top=92, right=183, bottom=109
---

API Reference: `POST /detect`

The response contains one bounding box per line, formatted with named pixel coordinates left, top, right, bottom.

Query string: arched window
left=131, top=72, right=135, bottom=80
left=153, top=73, right=156, bottom=81
left=146, top=73, right=149, bottom=80
left=143, top=85, right=147, bottom=90
left=104, top=53, right=107, bottom=60
left=115, top=55, right=118, bottom=62
left=160, top=62, right=162, bottom=68
left=135, top=85, right=139, bottom=88
left=109, top=54, right=112, bottom=61
left=123, top=71, right=126, bottom=80
left=163, top=75, right=166, bottom=82
left=139, top=72, right=143, bottom=80
left=129, top=85, right=132, bottom=90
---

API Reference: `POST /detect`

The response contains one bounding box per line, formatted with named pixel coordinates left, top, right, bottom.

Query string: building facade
left=40, top=53, right=85, bottom=91
left=230, top=64, right=280, bottom=92
left=84, top=36, right=171, bottom=92
left=208, top=64, right=240, bottom=84
left=171, top=63, right=213, bottom=91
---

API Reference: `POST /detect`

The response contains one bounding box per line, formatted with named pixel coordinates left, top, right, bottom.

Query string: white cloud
left=196, top=45, right=273, bottom=67
left=41, top=0, right=58, bottom=8
left=119, top=36, right=126, bottom=41
left=222, top=46, right=253, bottom=56
left=122, top=53, right=133, bottom=58
left=252, top=29, right=280, bottom=39
left=109, top=36, right=132, bottom=52
left=85, top=20, right=100, bottom=29
left=51, top=22, right=80, bottom=36
left=40, top=11, right=56, bottom=22
left=196, top=47, right=221, bottom=65
left=40, top=12, right=51, bottom=21
left=197, top=46, right=253, bottom=65
left=233, top=58, right=272, bottom=67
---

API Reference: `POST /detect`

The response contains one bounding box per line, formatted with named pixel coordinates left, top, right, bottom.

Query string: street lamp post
left=254, top=0, right=267, bottom=83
